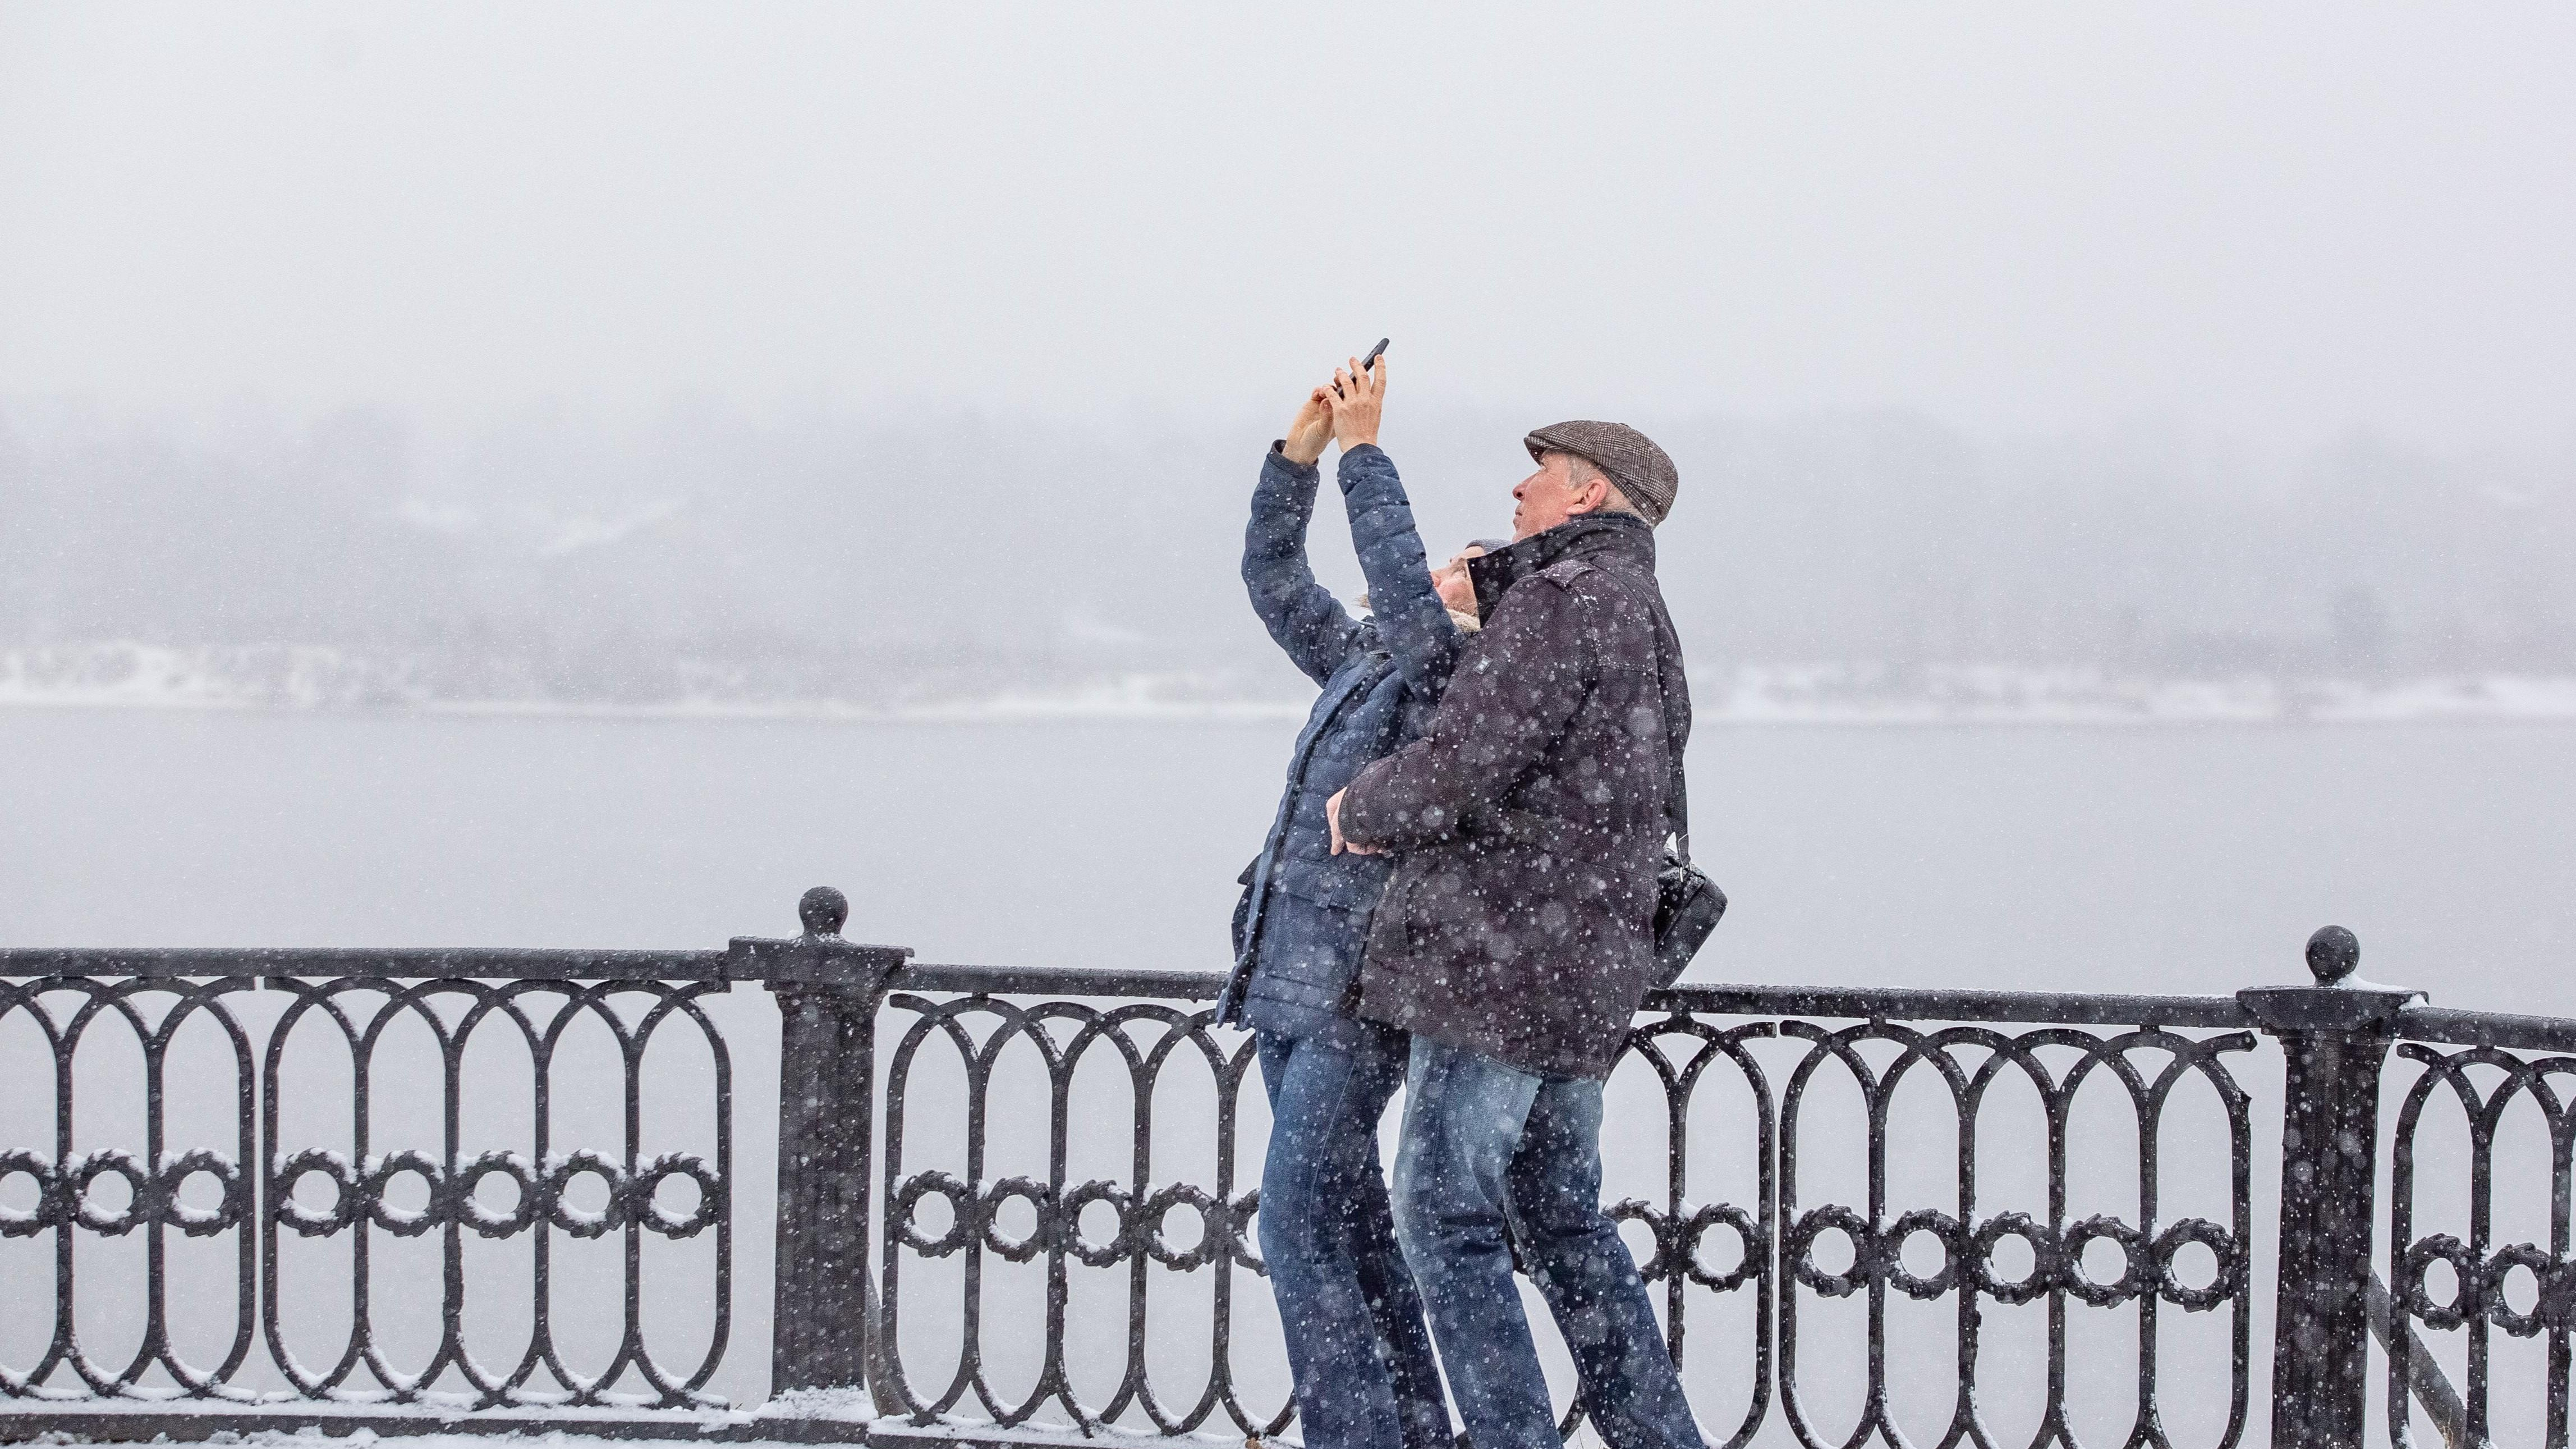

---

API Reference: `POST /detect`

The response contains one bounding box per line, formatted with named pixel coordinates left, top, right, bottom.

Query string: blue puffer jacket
left=1218, top=442, right=1463, bottom=1041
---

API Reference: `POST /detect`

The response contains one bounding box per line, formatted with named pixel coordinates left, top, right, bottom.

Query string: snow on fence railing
left=0, top=894, right=2557, bottom=1448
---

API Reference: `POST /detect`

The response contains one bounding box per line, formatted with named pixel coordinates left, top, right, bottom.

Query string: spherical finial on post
left=2306, top=925, right=2360, bottom=985
left=798, top=886, right=850, bottom=939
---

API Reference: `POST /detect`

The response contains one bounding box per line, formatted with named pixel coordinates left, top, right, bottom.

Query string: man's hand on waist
left=1325, top=788, right=1383, bottom=856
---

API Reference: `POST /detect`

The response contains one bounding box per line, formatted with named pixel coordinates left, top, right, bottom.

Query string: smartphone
left=1336, top=338, right=1390, bottom=397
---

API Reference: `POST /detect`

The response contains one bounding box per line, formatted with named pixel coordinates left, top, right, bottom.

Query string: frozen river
left=8, top=709, right=2571, bottom=999
left=4, top=709, right=2573, bottom=1440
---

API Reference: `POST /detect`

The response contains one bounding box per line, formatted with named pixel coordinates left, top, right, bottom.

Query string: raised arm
left=1329, top=356, right=1461, bottom=701
left=1333, top=578, right=1594, bottom=852
left=1338, top=447, right=1459, bottom=698
left=1242, top=389, right=1362, bottom=686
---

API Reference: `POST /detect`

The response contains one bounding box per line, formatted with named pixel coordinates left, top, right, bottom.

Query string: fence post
left=731, top=886, right=912, bottom=1407
left=2239, top=925, right=2420, bottom=1449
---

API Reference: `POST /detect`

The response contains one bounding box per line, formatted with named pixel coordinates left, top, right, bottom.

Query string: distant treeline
left=3, top=402, right=2570, bottom=704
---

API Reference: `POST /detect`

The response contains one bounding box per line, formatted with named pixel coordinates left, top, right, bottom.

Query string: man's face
left=1511, top=453, right=1586, bottom=541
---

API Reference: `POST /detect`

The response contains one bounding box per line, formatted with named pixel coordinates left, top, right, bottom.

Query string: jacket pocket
left=1271, top=858, right=1390, bottom=914
left=1250, top=895, right=1370, bottom=997
left=1379, top=859, right=1434, bottom=952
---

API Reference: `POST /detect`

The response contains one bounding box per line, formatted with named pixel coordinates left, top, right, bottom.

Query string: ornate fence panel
left=1, top=897, right=2564, bottom=1449
left=866, top=971, right=2263, bottom=1449
left=1756, top=1007, right=2256, bottom=1449
left=0, top=948, right=746, bottom=1428
left=252, top=973, right=736, bottom=1406
left=0, top=974, right=259, bottom=1401
left=2379, top=1006, right=2576, bottom=1449
left=874, top=985, right=1269, bottom=1437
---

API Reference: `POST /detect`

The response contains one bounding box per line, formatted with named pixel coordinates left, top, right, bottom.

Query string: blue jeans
left=1255, top=1026, right=1450, bottom=1449
left=1391, top=1037, right=1705, bottom=1449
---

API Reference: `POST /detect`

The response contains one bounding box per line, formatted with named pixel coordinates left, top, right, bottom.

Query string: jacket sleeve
left=1338, top=444, right=1462, bottom=703
left=1242, top=443, right=1363, bottom=686
left=1338, top=577, right=1593, bottom=850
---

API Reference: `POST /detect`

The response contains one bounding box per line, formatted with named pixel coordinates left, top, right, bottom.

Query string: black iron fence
left=0, top=891, right=2566, bottom=1449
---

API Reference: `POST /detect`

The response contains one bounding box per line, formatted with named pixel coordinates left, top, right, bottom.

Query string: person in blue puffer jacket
left=1219, top=355, right=1490, bottom=1449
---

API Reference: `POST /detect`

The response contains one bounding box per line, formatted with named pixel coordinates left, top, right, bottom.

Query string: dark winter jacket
left=1338, top=512, right=1688, bottom=1080
left=1218, top=443, right=1463, bottom=1041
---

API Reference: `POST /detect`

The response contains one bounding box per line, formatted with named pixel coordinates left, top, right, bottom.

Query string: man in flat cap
left=1326, top=421, right=1700, bottom=1449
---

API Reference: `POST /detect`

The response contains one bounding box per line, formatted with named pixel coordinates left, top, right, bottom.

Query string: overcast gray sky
left=4, top=3, right=2570, bottom=446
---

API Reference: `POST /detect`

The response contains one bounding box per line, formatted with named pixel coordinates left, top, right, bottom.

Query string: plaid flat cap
left=1523, top=420, right=1679, bottom=526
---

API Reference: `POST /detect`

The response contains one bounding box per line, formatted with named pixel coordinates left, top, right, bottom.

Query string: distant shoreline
left=6, top=676, right=2574, bottom=728
left=9, top=641, right=2574, bottom=726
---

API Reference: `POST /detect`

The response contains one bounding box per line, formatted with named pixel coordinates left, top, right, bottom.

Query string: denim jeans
left=1255, top=1026, right=1450, bottom=1449
left=1390, top=1037, right=1705, bottom=1449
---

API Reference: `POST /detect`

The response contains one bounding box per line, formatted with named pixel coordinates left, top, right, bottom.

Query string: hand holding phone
left=1334, top=338, right=1389, bottom=398
left=1329, top=343, right=1388, bottom=452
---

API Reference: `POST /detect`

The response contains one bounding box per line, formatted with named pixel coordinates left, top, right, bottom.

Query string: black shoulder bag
left=1650, top=769, right=1726, bottom=989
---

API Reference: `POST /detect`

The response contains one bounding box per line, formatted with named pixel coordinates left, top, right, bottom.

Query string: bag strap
left=1587, top=562, right=1692, bottom=865
left=1660, top=671, right=1691, bottom=866
left=1671, top=752, right=1692, bottom=865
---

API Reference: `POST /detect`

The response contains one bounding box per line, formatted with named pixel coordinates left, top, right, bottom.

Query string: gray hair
left=1548, top=451, right=1640, bottom=517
